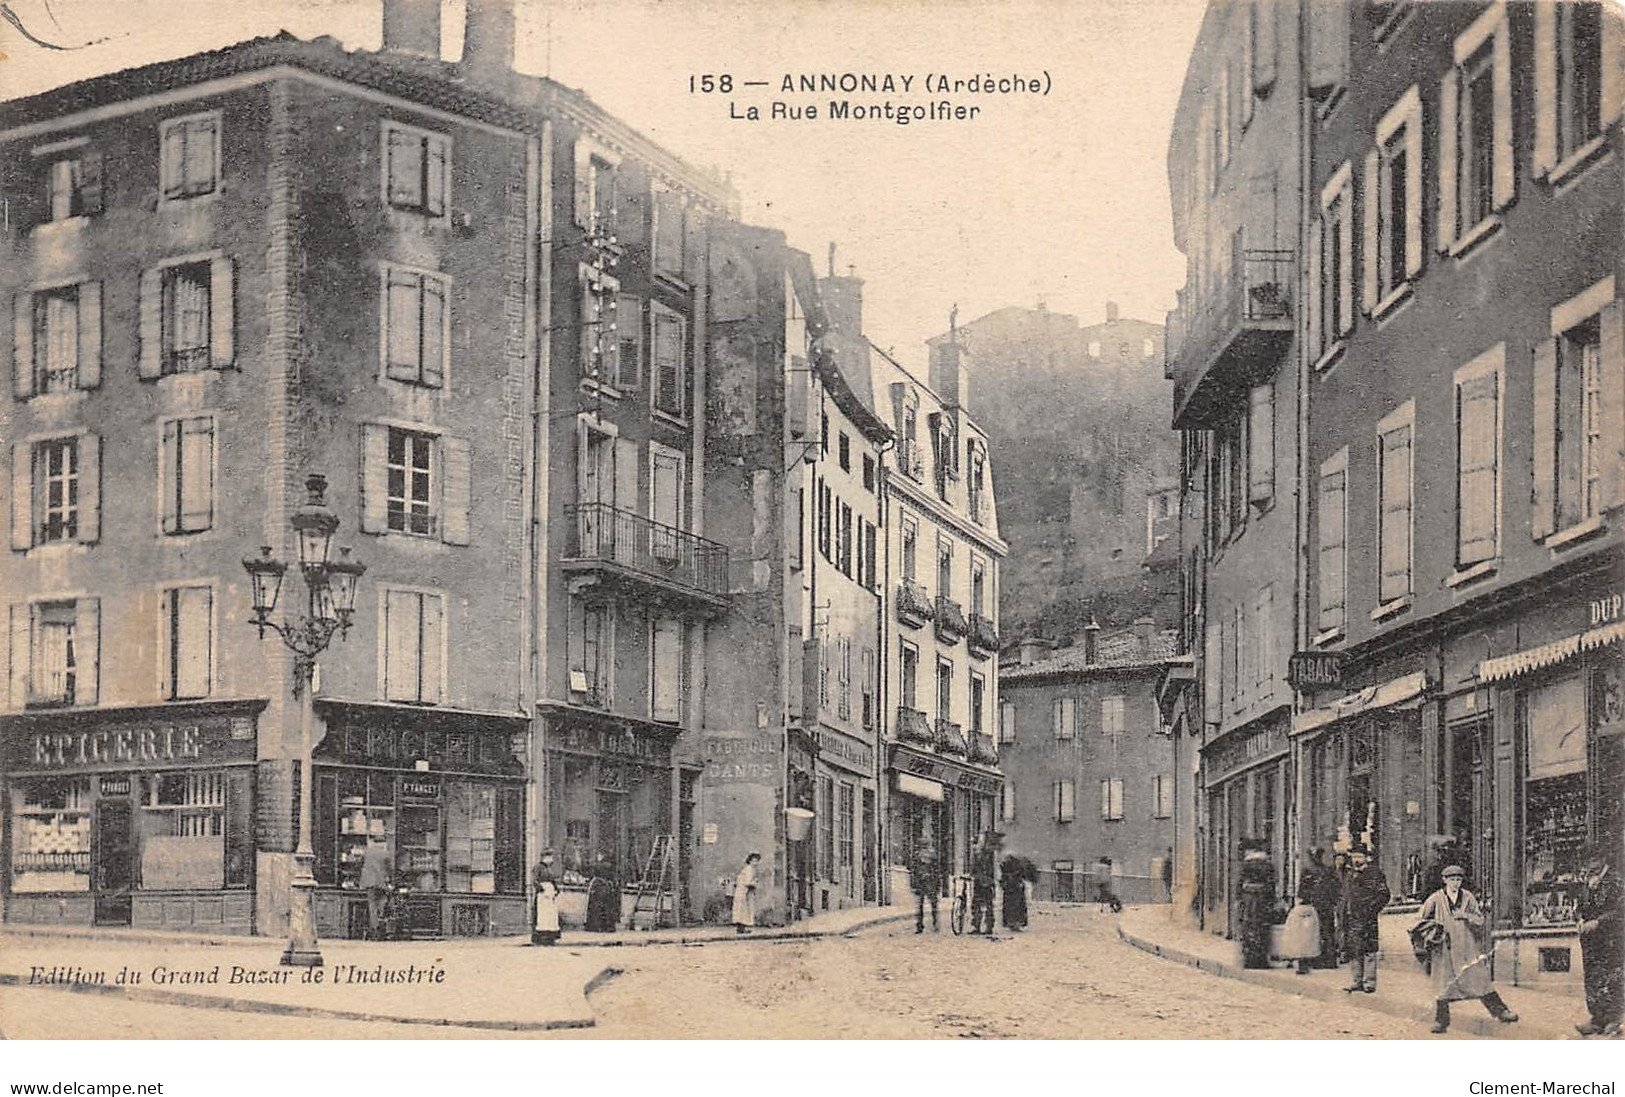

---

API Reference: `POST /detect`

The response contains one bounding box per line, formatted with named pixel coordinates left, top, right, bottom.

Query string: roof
left=1000, top=626, right=1182, bottom=682
left=0, top=31, right=735, bottom=206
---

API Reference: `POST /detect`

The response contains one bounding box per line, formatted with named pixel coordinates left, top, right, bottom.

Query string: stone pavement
left=1117, top=905, right=1590, bottom=1040
left=0, top=906, right=910, bottom=1033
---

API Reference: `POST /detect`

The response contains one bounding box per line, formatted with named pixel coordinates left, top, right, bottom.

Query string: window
left=1053, top=696, right=1076, bottom=740
left=383, top=123, right=449, bottom=217
left=30, top=285, right=79, bottom=394
left=1366, top=87, right=1423, bottom=311
left=44, top=152, right=102, bottom=221
left=1001, top=782, right=1016, bottom=823
left=161, top=585, right=213, bottom=700
left=32, top=601, right=77, bottom=705
left=1247, top=382, right=1274, bottom=506
left=1153, top=774, right=1174, bottom=819
left=1317, top=449, right=1348, bottom=634
left=839, top=782, right=855, bottom=897
left=1312, top=164, right=1354, bottom=360
left=10, top=777, right=91, bottom=893
left=361, top=425, right=470, bottom=545
left=12, top=434, right=99, bottom=550
left=650, top=616, right=684, bottom=724
left=821, top=410, right=830, bottom=453
left=791, top=488, right=804, bottom=571
left=33, top=437, right=78, bottom=544
left=578, top=265, right=619, bottom=385
left=838, top=432, right=851, bottom=472
left=862, top=454, right=876, bottom=492
left=1210, top=411, right=1246, bottom=546
left=615, top=295, right=642, bottom=390
left=818, top=776, right=835, bottom=881
left=838, top=501, right=853, bottom=577
left=387, top=428, right=435, bottom=537
left=1101, top=695, right=1125, bottom=736
left=136, top=258, right=232, bottom=378
left=1377, top=405, right=1414, bottom=605
left=1255, top=583, right=1276, bottom=689
left=7, top=598, right=99, bottom=708
left=935, top=659, right=953, bottom=724
left=1055, top=779, right=1076, bottom=823
left=837, top=635, right=852, bottom=721
left=159, top=112, right=219, bottom=200
left=382, top=589, right=444, bottom=705
left=1439, top=5, right=1512, bottom=251
left=862, top=521, right=878, bottom=591
left=586, top=155, right=617, bottom=235
left=1535, top=2, right=1607, bottom=177
left=818, top=479, right=832, bottom=560
left=901, top=517, right=918, bottom=581
left=1455, top=349, right=1502, bottom=567
left=1535, top=278, right=1621, bottom=540
left=936, top=539, right=952, bottom=600
left=971, top=557, right=986, bottom=616
left=652, top=187, right=685, bottom=277
left=1101, top=778, right=1124, bottom=821
left=651, top=307, right=687, bottom=418
left=1559, top=316, right=1605, bottom=532
left=900, top=643, right=918, bottom=708
left=967, top=441, right=987, bottom=522
left=999, top=701, right=1016, bottom=744
left=385, top=267, right=448, bottom=388
left=861, top=646, right=875, bottom=729
left=969, top=673, right=985, bottom=735
left=159, top=416, right=215, bottom=535
left=1521, top=674, right=1589, bottom=926
left=163, top=262, right=213, bottom=375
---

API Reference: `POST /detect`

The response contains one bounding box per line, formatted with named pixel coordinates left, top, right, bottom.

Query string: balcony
left=562, top=503, right=729, bottom=613
left=1167, top=248, right=1294, bottom=430
left=967, top=612, right=999, bottom=658
left=968, top=731, right=998, bottom=766
left=935, top=719, right=968, bottom=757
left=934, top=596, right=967, bottom=644
left=895, top=705, right=935, bottom=747
left=896, top=579, right=934, bottom=629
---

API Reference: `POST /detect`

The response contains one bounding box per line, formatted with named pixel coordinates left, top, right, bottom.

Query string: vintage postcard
left=0, top=0, right=1620, bottom=1071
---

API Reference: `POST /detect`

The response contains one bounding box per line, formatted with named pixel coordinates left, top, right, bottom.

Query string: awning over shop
left=895, top=772, right=945, bottom=802
left=1476, top=621, right=1625, bottom=684
left=1291, top=671, right=1429, bottom=737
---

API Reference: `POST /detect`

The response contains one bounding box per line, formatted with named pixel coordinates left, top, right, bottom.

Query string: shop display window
left=334, top=770, right=396, bottom=891
left=547, top=751, right=670, bottom=888
left=11, top=777, right=91, bottom=893
left=396, top=795, right=442, bottom=894
left=446, top=780, right=495, bottom=894
left=138, top=771, right=225, bottom=890
left=1523, top=675, right=1588, bottom=927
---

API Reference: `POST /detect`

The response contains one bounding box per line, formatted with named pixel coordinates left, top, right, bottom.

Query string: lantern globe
left=327, top=547, right=367, bottom=620
left=291, top=474, right=339, bottom=570
left=242, top=546, right=288, bottom=620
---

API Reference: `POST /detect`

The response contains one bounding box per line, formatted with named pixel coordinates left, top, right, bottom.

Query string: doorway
left=93, top=798, right=134, bottom=925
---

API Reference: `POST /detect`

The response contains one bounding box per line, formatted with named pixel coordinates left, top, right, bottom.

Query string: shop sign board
left=8, top=713, right=256, bottom=773
left=1288, top=651, right=1344, bottom=689
left=400, top=775, right=441, bottom=801
left=554, top=724, right=666, bottom=761
left=1202, top=722, right=1287, bottom=784
left=703, top=733, right=781, bottom=783
left=1588, top=591, right=1625, bottom=628
left=889, top=745, right=1002, bottom=796
left=818, top=728, right=875, bottom=774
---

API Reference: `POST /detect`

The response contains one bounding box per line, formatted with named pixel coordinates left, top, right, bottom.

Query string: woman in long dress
left=585, top=851, right=620, bottom=933
left=532, top=849, right=562, bottom=946
left=1418, top=865, right=1518, bottom=1033
left=732, top=852, right=761, bottom=934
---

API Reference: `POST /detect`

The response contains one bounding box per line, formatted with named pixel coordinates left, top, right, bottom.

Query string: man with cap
left=1576, top=846, right=1622, bottom=1037
left=1339, top=844, right=1390, bottom=993
left=1417, top=863, right=1517, bottom=1032
left=970, top=832, right=1000, bottom=935
left=911, top=843, right=942, bottom=934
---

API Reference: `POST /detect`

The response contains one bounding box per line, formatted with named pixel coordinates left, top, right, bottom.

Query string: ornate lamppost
left=242, top=474, right=366, bottom=967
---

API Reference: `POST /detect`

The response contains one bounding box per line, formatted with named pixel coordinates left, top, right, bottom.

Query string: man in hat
left=1417, top=864, right=1518, bottom=1032
left=1576, top=847, right=1622, bottom=1037
left=1340, top=844, right=1390, bottom=993
left=970, top=832, right=1000, bottom=935
left=911, top=843, right=941, bottom=934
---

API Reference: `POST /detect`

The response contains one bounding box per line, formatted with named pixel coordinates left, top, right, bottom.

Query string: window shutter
left=79, top=151, right=103, bottom=216
left=204, top=257, right=233, bottom=368
left=12, top=291, right=33, bottom=399
left=1361, top=149, right=1380, bottom=313
left=1307, top=218, right=1323, bottom=355
left=1437, top=72, right=1458, bottom=253
left=682, top=203, right=705, bottom=283
left=617, top=295, right=642, bottom=389
left=76, top=597, right=99, bottom=705
left=1404, top=105, right=1424, bottom=278
left=425, top=138, right=447, bottom=217
left=1379, top=427, right=1412, bottom=601
left=360, top=424, right=389, bottom=533
left=138, top=268, right=162, bottom=379
left=651, top=616, right=682, bottom=722
left=572, top=141, right=591, bottom=227
left=1337, top=193, right=1354, bottom=336
left=10, top=443, right=30, bottom=551
left=73, top=281, right=101, bottom=389
left=5, top=603, right=26, bottom=709
left=180, top=419, right=214, bottom=532
left=615, top=437, right=639, bottom=515
left=422, top=277, right=446, bottom=388
left=175, top=587, right=212, bottom=699
left=1052, top=698, right=1062, bottom=739
left=1604, top=5, right=1624, bottom=127
left=1491, top=23, right=1514, bottom=212
left=1002, top=782, right=1015, bottom=823
left=1253, top=0, right=1276, bottom=91
left=621, top=184, right=648, bottom=248
left=1458, top=373, right=1499, bottom=565
left=1598, top=301, right=1625, bottom=511
left=419, top=594, right=443, bottom=704
left=383, top=590, right=417, bottom=702
left=1532, top=1, right=1557, bottom=177
left=77, top=433, right=100, bottom=544
left=1318, top=471, right=1346, bottom=629
left=1248, top=383, right=1274, bottom=503
left=1240, top=10, right=1255, bottom=129
left=439, top=435, right=472, bottom=545
left=1531, top=339, right=1558, bottom=540
left=160, top=420, right=180, bottom=534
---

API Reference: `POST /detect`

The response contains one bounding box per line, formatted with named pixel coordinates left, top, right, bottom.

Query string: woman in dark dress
left=1237, top=839, right=1275, bottom=969
left=584, top=850, right=620, bottom=933
left=1000, top=854, right=1037, bottom=930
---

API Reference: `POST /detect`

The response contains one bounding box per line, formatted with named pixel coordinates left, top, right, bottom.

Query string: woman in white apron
left=732, top=852, right=761, bottom=934
left=532, top=849, right=562, bottom=946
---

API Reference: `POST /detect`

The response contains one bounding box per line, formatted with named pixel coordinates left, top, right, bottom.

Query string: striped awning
left=1291, top=671, right=1430, bottom=737
left=1476, top=621, right=1625, bottom=684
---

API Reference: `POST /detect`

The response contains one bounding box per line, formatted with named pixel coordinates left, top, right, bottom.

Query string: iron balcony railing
left=896, top=705, right=934, bottom=747
left=968, top=612, right=999, bottom=656
left=968, top=731, right=998, bottom=766
left=935, top=719, right=968, bottom=757
left=896, top=578, right=934, bottom=628
left=563, top=503, right=729, bottom=598
left=1166, top=248, right=1293, bottom=422
left=934, top=596, right=968, bottom=643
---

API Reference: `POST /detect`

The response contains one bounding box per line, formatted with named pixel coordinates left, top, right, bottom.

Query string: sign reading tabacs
left=1288, top=651, right=1344, bottom=690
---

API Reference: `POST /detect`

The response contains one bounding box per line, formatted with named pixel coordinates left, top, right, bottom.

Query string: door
left=862, top=787, right=876, bottom=902
left=93, top=798, right=134, bottom=925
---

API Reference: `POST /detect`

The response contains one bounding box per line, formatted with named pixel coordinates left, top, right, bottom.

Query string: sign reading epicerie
left=10, top=715, right=255, bottom=772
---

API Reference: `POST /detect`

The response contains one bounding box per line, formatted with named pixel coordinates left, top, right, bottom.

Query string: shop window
left=138, top=771, right=228, bottom=890
left=445, top=780, right=496, bottom=894
left=11, top=776, right=91, bottom=893
left=1523, top=674, right=1588, bottom=927
left=839, top=782, right=856, bottom=898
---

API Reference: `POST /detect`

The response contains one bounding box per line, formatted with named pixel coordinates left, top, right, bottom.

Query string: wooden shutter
left=1379, top=427, right=1412, bottom=601
left=10, top=443, right=30, bottom=551
left=1248, top=383, right=1274, bottom=503
left=180, top=418, right=214, bottom=533
left=439, top=435, right=471, bottom=545
left=425, top=136, right=447, bottom=217
left=618, top=181, right=646, bottom=248
left=1307, top=218, right=1323, bottom=355
left=387, top=269, right=420, bottom=382
left=76, top=281, right=101, bottom=389
left=1307, top=0, right=1348, bottom=94
left=651, top=616, right=682, bottom=722
left=1605, top=3, right=1624, bottom=127
left=1457, top=373, right=1499, bottom=565
left=172, top=587, right=212, bottom=699
left=138, top=268, right=162, bottom=379
left=1361, top=150, right=1380, bottom=313
left=383, top=590, right=417, bottom=702
left=78, top=151, right=103, bottom=216
left=160, top=420, right=179, bottom=533
left=653, top=188, right=683, bottom=275
left=1337, top=191, right=1354, bottom=336
left=360, top=424, right=389, bottom=533
left=386, top=128, right=416, bottom=208
left=5, top=603, right=26, bottom=709
left=1253, top=0, right=1276, bottom=91
left=615, top=437, right=638, bottom=515
left=77, top=432, right=100, bottom=544
left=1491, top=21, right=1514, bottom=211
left=1598, top=301, right=1625, bottom=511
left=1532, top=1, right=1557, bottom=177
left=12, top=291, right=32, bottom=399
left=1318, top=470, right=1346, bottom=629
left=1240, top=9, right=1255, bottom=128
left=572, top=141, right=591, bottom=227
left=1438, top=71, right=1458, bottom=253
left=421, top=276, right=445, bottom=388
left=616, top=295, right=642, bottom=389
left=419, top=594, right=443, bottom=704
left=75, top=597, right=99, bottom=705
left=1531, top=339, right=1558, bottom=540
left=1404, top=104, right=1424, bottom=278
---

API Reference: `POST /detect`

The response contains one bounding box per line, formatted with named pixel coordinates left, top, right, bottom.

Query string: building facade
left=998, top=623, right=1179, bottom=904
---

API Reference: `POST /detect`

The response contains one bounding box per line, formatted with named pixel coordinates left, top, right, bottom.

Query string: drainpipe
left=1290, top=0, right=1314, bottom=896
left=874, top=432, right=895, bottom=906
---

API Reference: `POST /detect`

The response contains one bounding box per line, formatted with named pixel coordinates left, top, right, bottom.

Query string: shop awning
left=1476, top=621, right=1625, bottom=684
left=895, top=772, right=945, bottom=802
left=1291, top=671, right=1429, bottom=737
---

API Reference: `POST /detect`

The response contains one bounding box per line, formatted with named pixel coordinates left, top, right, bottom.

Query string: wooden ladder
left=627, top=834, right=677, bottom=930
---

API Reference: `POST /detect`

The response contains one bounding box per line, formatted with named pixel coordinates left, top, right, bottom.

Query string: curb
left=0, top=968, right=605, bottom=1033
left=1116, top=923, right=1568, bottom=1040
left=559, top=911, right=915, bottom=948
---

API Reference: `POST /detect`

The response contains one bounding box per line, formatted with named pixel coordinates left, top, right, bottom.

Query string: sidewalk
left=1117, top=906, right=1584, bottom=1040
left=0, top=906, right=909, bottom=1033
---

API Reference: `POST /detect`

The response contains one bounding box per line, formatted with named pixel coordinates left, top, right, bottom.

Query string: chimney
left=1134, top=616, right=1157, bottom=657
left=381, top=0, right=441, bottom=58
left=1083, top=619, right=1102, bottom=666
left=1105, top=301, right=1120, bottom=323
left=463, top=0, right=516, bottom=74
left=1016, top=638, right=1054, bottom=666
left=930, top=341, right=968, bottom=409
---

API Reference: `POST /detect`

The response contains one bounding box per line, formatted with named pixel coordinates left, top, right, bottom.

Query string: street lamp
left=243, top=473, right=366, bottom=967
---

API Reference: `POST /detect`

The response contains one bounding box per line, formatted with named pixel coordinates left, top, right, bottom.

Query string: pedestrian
left=585, top=850, right=619, bottom=933
left=1576, top=847, right=1623, bottom=1037
left=1420, top=834, right=1469, bottom=902
left=1417, top=864, right=1518, bottom=1032
left=911, top=844, right=941, bottom=934
left=1330, top=850, right=1351, bottom=962
left=732, top=851, right=761, bottom=934
left=1340, top=844, right=1390, bottom=993
left=971, top=832, right=999, bottom=935
left=1237, top=838, right=1275, bottom=970
left=531, top=848, right=562, bottom=946
left=360, top=834, right=392, bottom=941
left=1001, top=853, right=1037, bottom=931
left=1094, top=856, right=1122, bottom=913
left=1299, top=847, right=1341, bottom=970
left=1161, top=848, right=1174, bottom=902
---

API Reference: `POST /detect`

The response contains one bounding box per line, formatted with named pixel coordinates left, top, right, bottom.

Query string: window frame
left=1453, top=345, right=1504, bottom=573
left=386, top=426, right=438, bottom=538
left=159, top=414, right=217, bottom=537
left=1100, top=777, right=1124, bottom=822
left=33, top=436, right=79, bottom=546
left=379, top=586, right=447, bottom=706
left=158, top=581, right=216, bottom=702
left=1375, top=401, right=1416, bottom=610
left=380, top=263, right=451, bottom=390
left=650, top=302, right=688, bottom=422
left=1053, top=695, right=1076, bottom=741
left=1370, top=85, right=1423, bottom=313
left=1101, top=695, right=1126, bottom=737
left=1055, top=778, right=1076, bottom=824
left=158, top=111, right=222, bottom=203
left=31, top=283, right=80, bottom=395
left=161, top=260, right=214, bottom=376
left=999, top=701, right=1016, bottom=744
left=380, top=121, right=451, bottom=220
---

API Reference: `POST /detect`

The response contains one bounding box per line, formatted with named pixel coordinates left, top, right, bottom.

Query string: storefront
left=812, top=726, right=878, bottom=911
left=540, top=710, right=676, bottom=925
left=311, top=701, right=529, bottom=939
left=1199, top=710, right=1289, bottom=938
left=884, top=742, right=1000, bottom=900
left=4, top=702, right=261, bottom=933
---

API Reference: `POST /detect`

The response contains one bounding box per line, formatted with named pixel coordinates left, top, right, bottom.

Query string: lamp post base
left=280, top=852, right=324, bottom=968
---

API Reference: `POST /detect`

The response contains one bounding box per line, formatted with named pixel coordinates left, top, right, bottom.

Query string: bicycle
left=950, top=874, right=970, bottom=935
